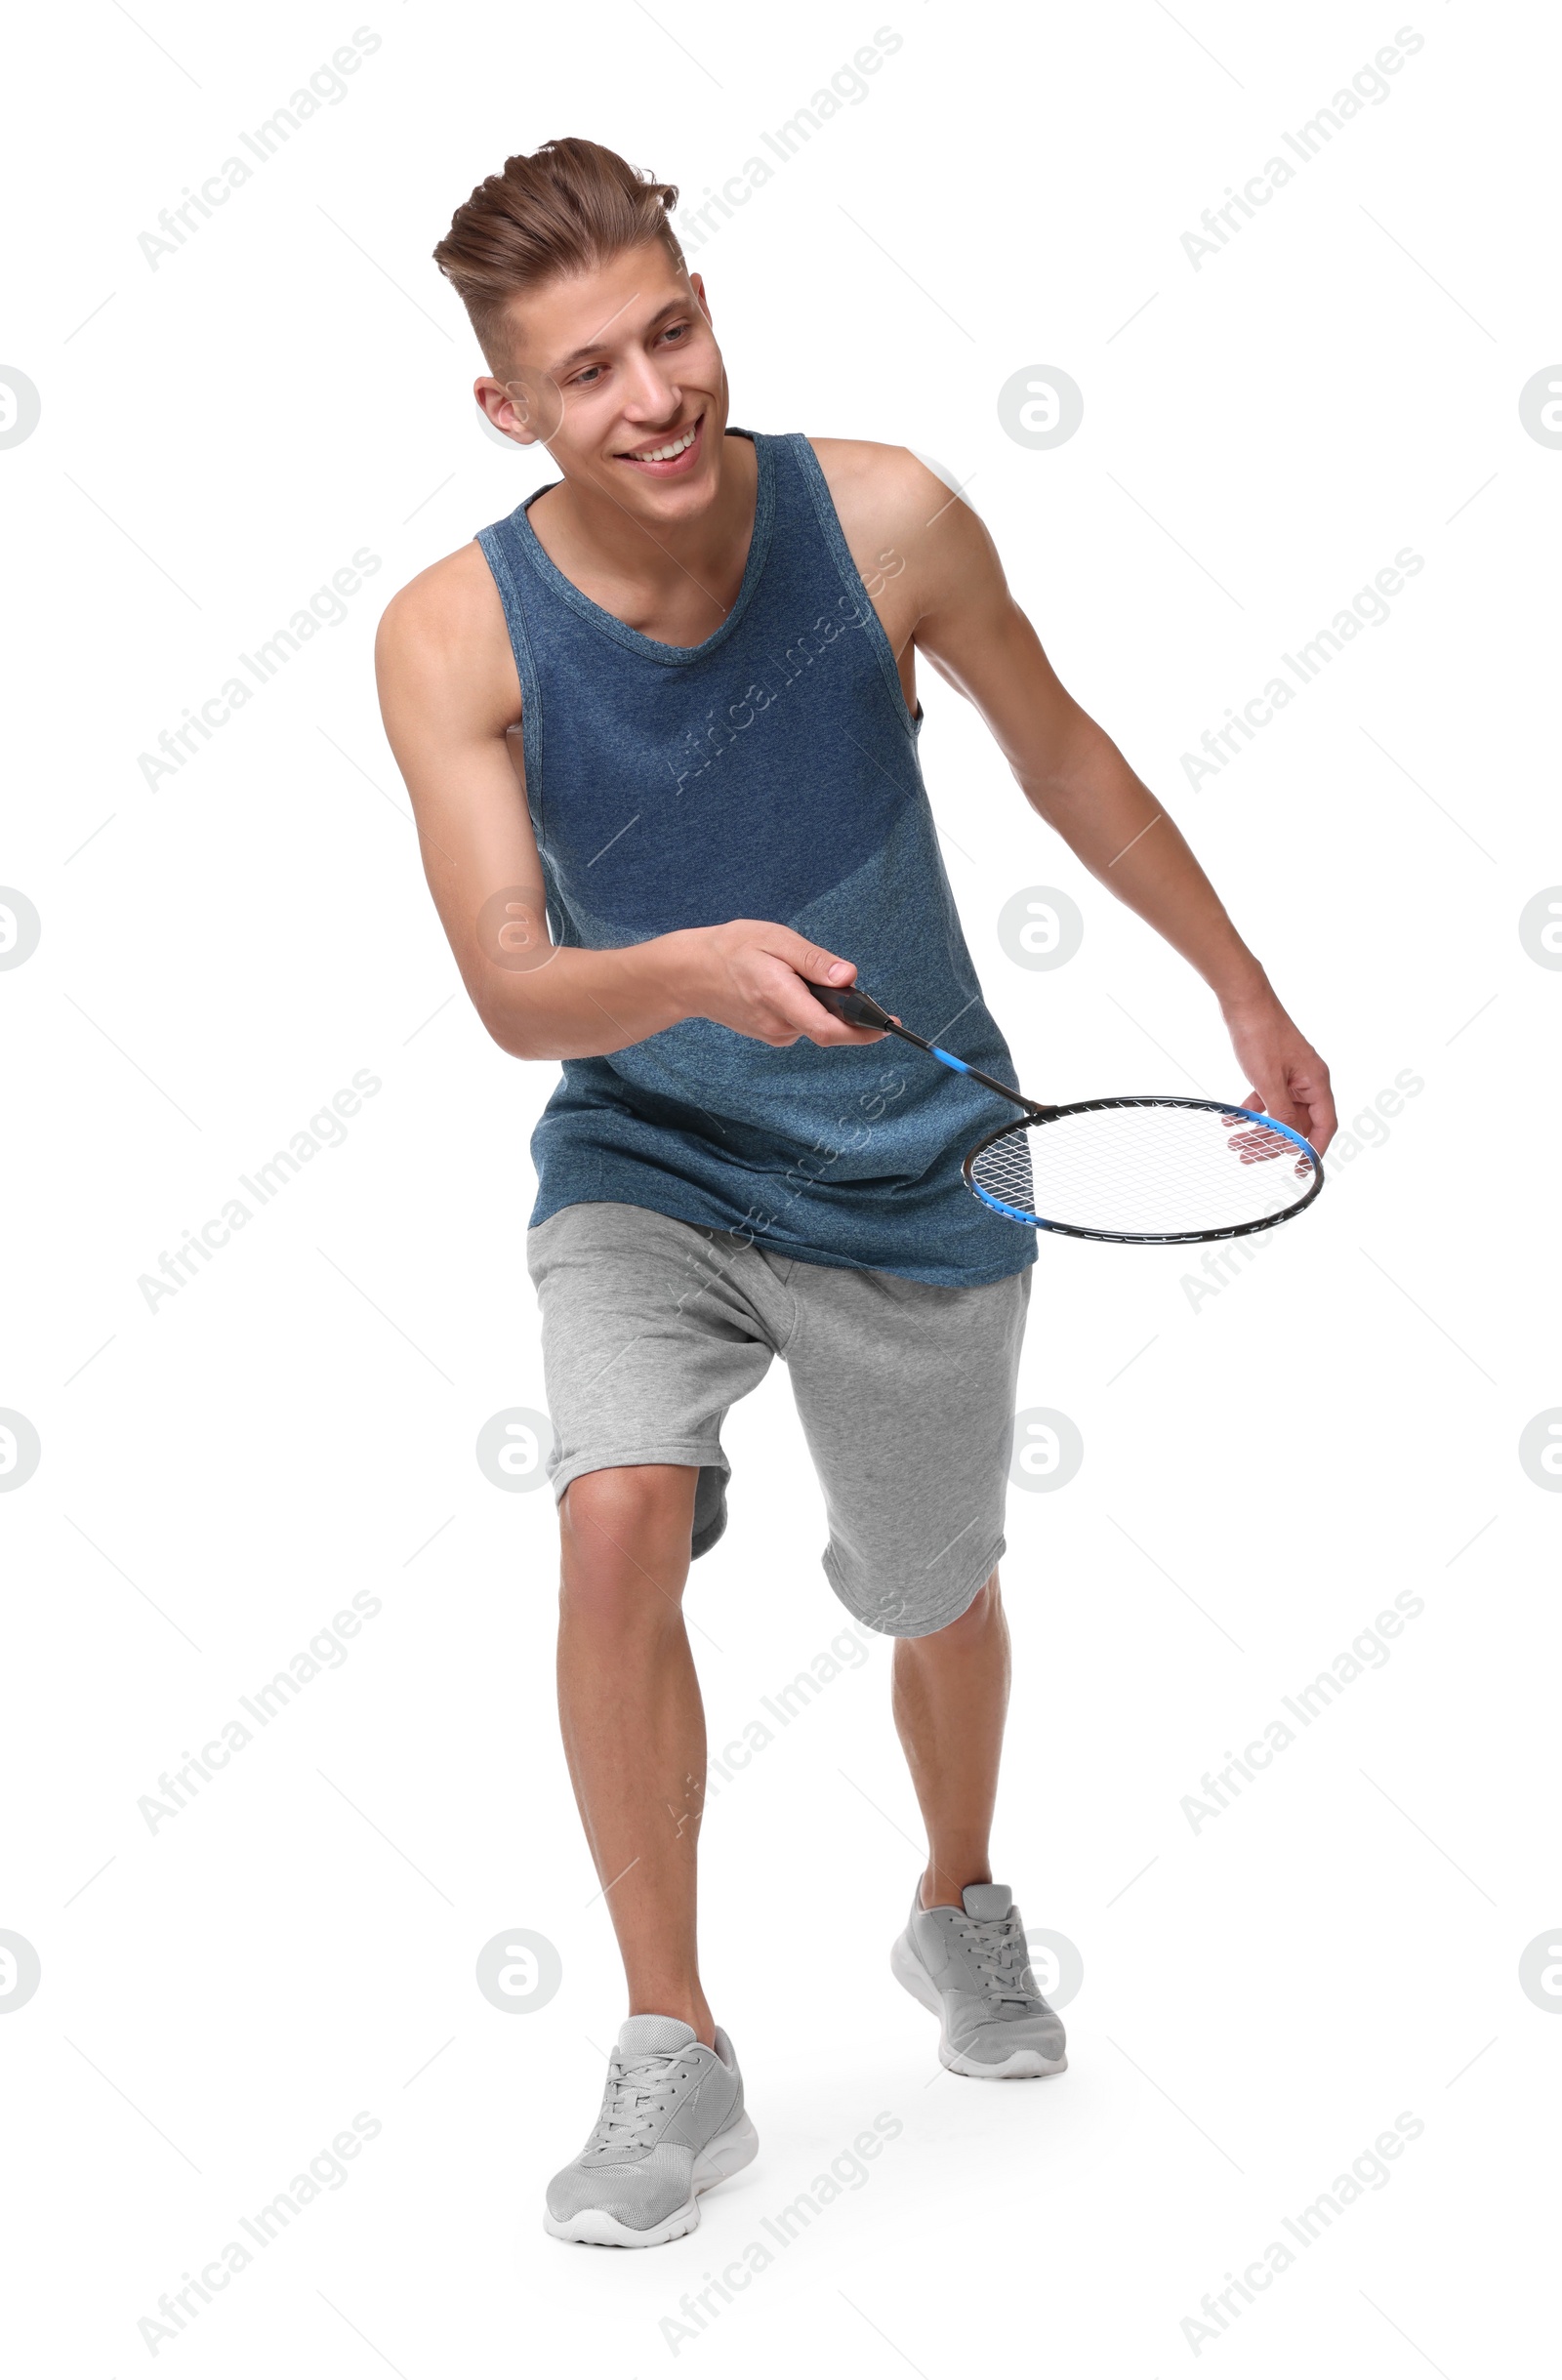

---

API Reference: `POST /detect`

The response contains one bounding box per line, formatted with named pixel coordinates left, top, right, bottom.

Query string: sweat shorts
left=525, top=1200, right=1032, bottom=1638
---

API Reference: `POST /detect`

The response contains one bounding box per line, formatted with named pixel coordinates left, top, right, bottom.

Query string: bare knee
left=902, top=1573, right=1003, bottom=1658
left=559, top=1464, right=697, bottom=1625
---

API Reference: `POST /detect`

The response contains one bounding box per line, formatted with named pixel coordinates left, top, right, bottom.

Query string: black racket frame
left=806, top=978, right=1325, bottom=1246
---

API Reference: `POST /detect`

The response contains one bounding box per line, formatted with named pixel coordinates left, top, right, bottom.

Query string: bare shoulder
left=805, top=436, right=999, bottom=635
left=376, top=541, right=518, bottom=723
left=805, top=436, right=954, bottom=546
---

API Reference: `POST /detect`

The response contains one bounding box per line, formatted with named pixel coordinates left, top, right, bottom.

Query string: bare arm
left=857, top=452, right=1336, bottom=1149
left=373, top=545, right=880, bottom=1061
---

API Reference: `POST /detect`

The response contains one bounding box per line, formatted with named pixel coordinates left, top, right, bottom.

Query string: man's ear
left=474, top=380, right=534, bottom=445
left=475, top=369, right=561, bottom=444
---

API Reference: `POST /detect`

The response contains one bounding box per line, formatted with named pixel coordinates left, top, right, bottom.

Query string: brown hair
left=433, top=137, right=683, bottom=367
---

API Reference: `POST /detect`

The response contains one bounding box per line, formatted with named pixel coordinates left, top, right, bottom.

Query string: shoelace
left=955, top=1912, right=1040, bottom=2005
left=585, top=2050, right=691, bottom=2156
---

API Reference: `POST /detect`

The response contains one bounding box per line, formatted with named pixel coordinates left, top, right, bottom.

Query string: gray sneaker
left=892, top=1881, right=1068, bottom=2078
left=544, top=2015, right=759, bottom=2247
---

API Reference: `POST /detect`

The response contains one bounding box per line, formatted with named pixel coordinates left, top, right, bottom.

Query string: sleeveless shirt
left=475, top=430, right=1034, bottom=1288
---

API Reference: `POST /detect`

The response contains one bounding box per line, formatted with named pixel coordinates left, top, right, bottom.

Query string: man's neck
left=528, top=430, right=759, bottom=645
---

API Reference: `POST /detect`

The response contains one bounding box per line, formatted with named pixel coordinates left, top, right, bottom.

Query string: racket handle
left=804, top=978, right=896, bottom=1030
left=804, top=979, right=947, bottom=1059
left=804, top=979, right=1047, bottom=1119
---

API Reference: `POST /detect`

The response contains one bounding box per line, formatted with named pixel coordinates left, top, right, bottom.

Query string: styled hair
left=433, top=137, right=683, bottom=365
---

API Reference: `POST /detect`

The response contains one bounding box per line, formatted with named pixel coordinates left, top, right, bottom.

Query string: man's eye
left=662, top=323, right=690, bottom=343
left=573, top=365, right=603, bottom=386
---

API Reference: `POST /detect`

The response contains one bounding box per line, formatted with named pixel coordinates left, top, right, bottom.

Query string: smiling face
left=475, top=242, right=729, bottom=523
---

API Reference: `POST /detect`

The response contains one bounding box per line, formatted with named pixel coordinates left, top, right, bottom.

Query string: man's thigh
left=527, top=1201, right=779, bottom=1559
left=780, top=1259, right=1032, bottom=1638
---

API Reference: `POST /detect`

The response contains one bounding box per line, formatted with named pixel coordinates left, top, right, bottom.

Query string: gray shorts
left=526, top=1201, right=1031, bottom=1638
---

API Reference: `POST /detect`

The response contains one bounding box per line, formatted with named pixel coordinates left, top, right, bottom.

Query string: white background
left=3, top=1, right=1558, bottom=2371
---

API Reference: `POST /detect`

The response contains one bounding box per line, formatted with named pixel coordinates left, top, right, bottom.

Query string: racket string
left=969, top=1104, right=1317, bottom=1237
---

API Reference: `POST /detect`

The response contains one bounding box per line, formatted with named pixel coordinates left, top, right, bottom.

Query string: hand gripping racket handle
left=804, top=980, right=1052, bottom=1119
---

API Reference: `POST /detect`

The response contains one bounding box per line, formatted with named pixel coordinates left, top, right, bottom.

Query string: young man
left=377, top=138, right=1336, bottom=2248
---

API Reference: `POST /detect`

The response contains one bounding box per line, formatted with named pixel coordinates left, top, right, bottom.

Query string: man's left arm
left=894, top=461, right=1336, bottom=1151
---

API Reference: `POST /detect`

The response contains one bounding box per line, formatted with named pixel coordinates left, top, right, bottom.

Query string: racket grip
left=804, top=979, right=894, bottom=1030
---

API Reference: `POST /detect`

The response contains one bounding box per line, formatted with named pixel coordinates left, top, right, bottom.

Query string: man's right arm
left=373, top=547, right=880, bottom=1062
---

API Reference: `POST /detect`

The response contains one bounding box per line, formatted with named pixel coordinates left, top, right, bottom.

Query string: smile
left=615, top=415, right=704, bottom=473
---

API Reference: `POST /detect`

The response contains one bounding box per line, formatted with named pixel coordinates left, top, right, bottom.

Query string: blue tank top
left=475, top=430, right=1034, bottom=1288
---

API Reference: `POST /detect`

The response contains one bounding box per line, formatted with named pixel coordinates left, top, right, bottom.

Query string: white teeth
left=629, top=424, right=696, bottom=463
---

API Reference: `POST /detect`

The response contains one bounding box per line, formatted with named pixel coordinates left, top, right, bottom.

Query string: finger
left=802, top=1012, right=885, bottom=1046
left=1270, top=1075, right=1334, bottom=1150
left=760, top=958, right=882, bottom=1045
left=766, top=977, right=883, bottom=1046
left=1301, top=1081, right=1338, bottom=1154
left=768, top=925, right=856, bottom=988
left=1246, top=1081, right=1308, bottom=1133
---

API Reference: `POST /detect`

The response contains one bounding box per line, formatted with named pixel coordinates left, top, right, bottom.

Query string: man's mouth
left=615, top=414, right=704, bottom=475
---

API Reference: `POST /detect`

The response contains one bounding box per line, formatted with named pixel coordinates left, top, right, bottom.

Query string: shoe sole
left=543, top=2110, right=760, bottom=2247
left=891, top=1930, right=1069, bottom=2079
